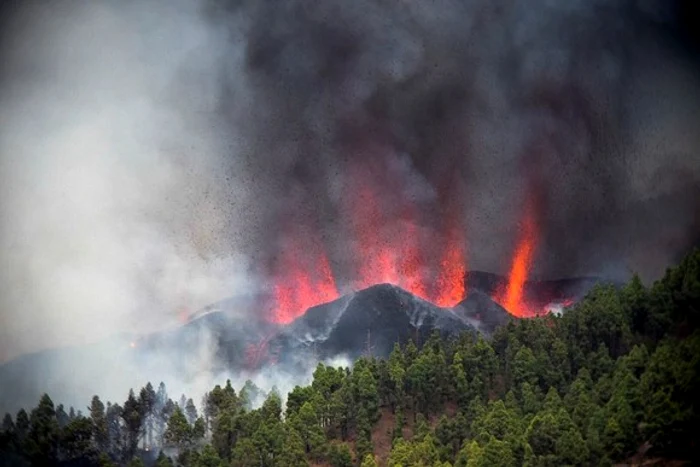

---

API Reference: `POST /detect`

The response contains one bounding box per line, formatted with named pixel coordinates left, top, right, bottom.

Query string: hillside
left=1, top=250, right=698, bottom=466
left=269, top=283, right=476, bottom=368
left=0, top=273, right=589, bottom=416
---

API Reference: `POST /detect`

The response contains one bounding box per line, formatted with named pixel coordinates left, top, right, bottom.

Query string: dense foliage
left=2, top=249, right=699, bottom=466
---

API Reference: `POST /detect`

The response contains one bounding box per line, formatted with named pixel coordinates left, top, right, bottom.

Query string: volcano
left=268, top=283, right=475, bottom=366
left=466, top=271, right=603, bottom=314
left=454, top=290, right=513, bottom=335
left=0, top=272, right=603, bottom=415
left=134, top=271, right=601, bottom=372
left=146, top=270, right=602, bottom=371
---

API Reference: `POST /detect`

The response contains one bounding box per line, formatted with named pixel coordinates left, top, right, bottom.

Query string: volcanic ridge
left=153, top=271, right=600, bottom=372
left=0, top=272, right=603, bottom=415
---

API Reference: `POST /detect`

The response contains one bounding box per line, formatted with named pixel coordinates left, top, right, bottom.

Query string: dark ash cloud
left=0, top=0, right=699, bottom=365
left=220, top=0, right=700, bottom=282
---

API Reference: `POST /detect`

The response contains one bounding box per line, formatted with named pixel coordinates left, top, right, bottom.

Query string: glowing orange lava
left=397, top=214, right=429, bottom=301
left=270, top=233, right=339, bottom=324
left=352, top=181, right=401, bottom=288
left=433, top=221, right=467, bottom=307
left=496, top=199, right=538, bottom=317
left=345, top=159, right=435, bottom=299
left=265, top=156, right=476, bottom=323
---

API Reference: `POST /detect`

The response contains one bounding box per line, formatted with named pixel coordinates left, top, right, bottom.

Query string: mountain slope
left=0, top=275, right=599, bottom=414
left=453, top=290, right=513, bottom=335
left=270, top=284, right=475, bottom=365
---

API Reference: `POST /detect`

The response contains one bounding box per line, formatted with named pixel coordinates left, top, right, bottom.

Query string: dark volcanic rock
left=453, top=291, right=513, bottom=336
left=466, top=271, right=605, bottom=309
left=269, top=283, right=475, bottom=365
left=0, top=275, right=608, bottom=415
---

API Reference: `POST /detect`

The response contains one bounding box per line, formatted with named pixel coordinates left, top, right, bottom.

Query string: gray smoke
left=0, top=0, right=259, bottom=363
left=0, top=0, right=699, bottom=371
left=227, top=0, right=700, bottom=284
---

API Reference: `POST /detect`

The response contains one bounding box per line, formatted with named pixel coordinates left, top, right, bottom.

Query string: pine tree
left=555, top=426, right=589, bottom=466
left=154, top=382, right=169, bottom=443
left=602, top=417, right=626, bottom=460
left=61, top=415, right=96, bottom=462
left=392, top=407, right=405, bottom=442
left=240, top=380, right=262, bottom=411
left=155, top=450, right=174, bottom=467
left=122, top=389, right=144, bottom=461
left=354, top=363, right=380, bottom=425
left=198, top=444, right=224, bottom=467
left=26, top=394, right=59, bottom=464
left=139, top=383, right=157, bottom=448
left=360, top=453, right=378, bottom=467
left=481, top=436, right=515, bottom=467
left=105, top=402, right=125, bottom=459
left=455, top=439, right=482, bottom=467
left=452, top=351, right=470, bottom=409
left=328, top=442, right=353, bottom=467
left=413, top=413, right=430, bottom=441
left=164, top=406, right=192, bottom=450
left=2, top=413, right=15, bottom=434
left=56, top=404, right=69, bottom=428
left=230, top=437, right=258, bottom=467
left=193, top=417, right=206, bottom=442
left=290, top=402, right=326, bottom=459
left=286, top=385, right=316, bottom=419
left=388, top=342, right=407, bottom=411
left=90, top=395, right=109, bottom=452
left=16, top=409, right=29, bottom=442
left=276, top=427, right=308, bottom=467
left=512, top=347, right=538, bottom=389
left=185, top=398, right=198, bottom=425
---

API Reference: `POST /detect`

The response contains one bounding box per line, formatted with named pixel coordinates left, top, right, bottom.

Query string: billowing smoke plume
left=229, top=0, right=700, bottom=285
left=0, top=0, right=699, bottom=410
left=0, top=0, right=260, bottom=362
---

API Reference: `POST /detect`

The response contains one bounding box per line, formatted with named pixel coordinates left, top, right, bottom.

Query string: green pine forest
left=2, top=249, right=699, bottom=467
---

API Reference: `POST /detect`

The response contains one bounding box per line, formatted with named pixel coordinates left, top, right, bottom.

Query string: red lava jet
left=495, top=195, right=540, bottom=317
left=346, top=159, right=434, bottom=300
left=263, top=159, right=563, bottom=326
left=343, top=157, right=469, bottom=307
left=433, top=219, right=467, bottom=307
left=269, top=227, right=339, bottom=325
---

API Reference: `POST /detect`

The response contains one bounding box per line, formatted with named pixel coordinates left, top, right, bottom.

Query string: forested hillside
left=2, top=250, right=699, bottom=467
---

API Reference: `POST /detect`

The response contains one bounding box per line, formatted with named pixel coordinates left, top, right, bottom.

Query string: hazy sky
left=0, top=0, right=699, bottom=363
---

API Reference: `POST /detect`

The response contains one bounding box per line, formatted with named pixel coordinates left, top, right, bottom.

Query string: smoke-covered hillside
left=1, top=249, right=698, bottom=466
left=0, top=272, right=602, bottom=416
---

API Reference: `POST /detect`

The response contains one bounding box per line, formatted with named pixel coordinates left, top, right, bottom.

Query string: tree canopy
left=2, top=249, right=699, bottom=466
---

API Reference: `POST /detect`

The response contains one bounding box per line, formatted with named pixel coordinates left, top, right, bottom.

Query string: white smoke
left=0, top=0, right=266, bottom=412
left=0, top=0, right=251, bottom=361
left=1, top=0, right=699, bottom=416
